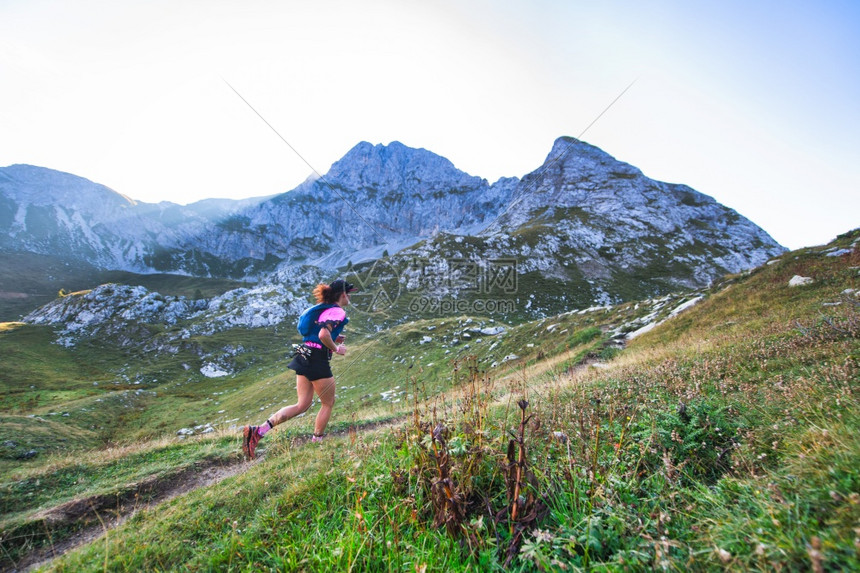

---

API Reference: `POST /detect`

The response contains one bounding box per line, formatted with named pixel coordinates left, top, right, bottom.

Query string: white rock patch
left=200, top=363, right=230, bottom=378
left=789, top=275, right=814, bottom=287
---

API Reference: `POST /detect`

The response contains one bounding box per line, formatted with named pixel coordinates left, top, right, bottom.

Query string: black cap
left=329, top=279, right=357, bottom=295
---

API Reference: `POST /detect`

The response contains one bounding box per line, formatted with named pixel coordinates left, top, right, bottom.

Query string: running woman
left=242, top=279, right=356, bottom=460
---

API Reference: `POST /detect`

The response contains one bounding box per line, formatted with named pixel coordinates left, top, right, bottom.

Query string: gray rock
left=479, top=326, right=506, bottom=336
left=789, top=275, right=814, bottom=287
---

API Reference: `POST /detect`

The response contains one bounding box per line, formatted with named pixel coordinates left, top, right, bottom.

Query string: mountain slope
left=184, top=141, right=517, bottom=269
left=377, top=137, right=785, bottom=315
left=0, top=164, right=274, bottom=274
left=0, top=143, right=515, bottom=276
left=2, top=229, right=856, bottom=571
left=2, top=137, right=784, bottom=300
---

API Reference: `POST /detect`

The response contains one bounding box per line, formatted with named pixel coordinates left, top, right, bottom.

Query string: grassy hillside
left=1, top=230, right=857, bottom=571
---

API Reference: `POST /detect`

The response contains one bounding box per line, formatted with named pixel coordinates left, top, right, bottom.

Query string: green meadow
left=1, top=230, right=857, bottom=571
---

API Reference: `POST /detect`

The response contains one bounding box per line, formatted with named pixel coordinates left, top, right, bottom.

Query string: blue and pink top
left=304, top=306, right=348, bottom=349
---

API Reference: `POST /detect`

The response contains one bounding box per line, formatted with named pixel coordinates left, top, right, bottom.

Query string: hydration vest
left=297, top=303, right=348, bottom=345
left=297, top=303, right=336, bottom=336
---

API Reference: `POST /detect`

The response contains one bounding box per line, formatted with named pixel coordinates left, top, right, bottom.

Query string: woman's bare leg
left=268, top=375, right=314, bottom=426
left=311, top=377, right=336, bottom=435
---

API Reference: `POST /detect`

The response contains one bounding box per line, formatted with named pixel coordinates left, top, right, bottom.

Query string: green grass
left=2, top=230, right=858, bottom=571
left=0, top=323, right=144, bottom=393
left=42, top=427, right=480, bottom=572
left=41, top=291, right=860, bottom=570
left=0, top=435, right=235, bottom=522
left=0, top=433, right=238, bottom=566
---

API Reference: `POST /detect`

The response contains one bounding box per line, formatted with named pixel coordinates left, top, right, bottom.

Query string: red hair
left=312, top=283, right=339, bottom=304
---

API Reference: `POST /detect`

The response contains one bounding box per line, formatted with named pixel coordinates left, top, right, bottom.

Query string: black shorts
left=287, top=345, right=334, bottom=381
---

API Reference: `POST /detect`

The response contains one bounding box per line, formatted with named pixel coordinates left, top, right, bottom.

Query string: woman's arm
left=319, top=327, right=346, bottom=354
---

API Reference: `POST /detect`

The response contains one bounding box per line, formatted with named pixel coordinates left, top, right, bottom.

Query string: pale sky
left=1, top=0, right=858, bottom=250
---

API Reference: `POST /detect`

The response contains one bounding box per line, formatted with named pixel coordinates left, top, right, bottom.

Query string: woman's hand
left=335, top=345, right=347, bottom=355
left=335, top=335, right=345, bottom=343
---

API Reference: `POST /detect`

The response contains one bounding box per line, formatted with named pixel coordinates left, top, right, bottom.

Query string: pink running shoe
left=242, top=425, right=262, bottom=460
left=311, top=434, right=325, bottom=443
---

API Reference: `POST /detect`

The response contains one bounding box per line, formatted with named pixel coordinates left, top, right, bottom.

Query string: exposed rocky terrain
left=1, top=137, right=784, bottom=288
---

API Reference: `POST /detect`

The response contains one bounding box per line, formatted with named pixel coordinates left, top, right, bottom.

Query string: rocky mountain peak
left=536, top=136, right=643, bottom=182
left=323, top=141, right=485, bottom=194
left=2, top=137, right=785, bottom=304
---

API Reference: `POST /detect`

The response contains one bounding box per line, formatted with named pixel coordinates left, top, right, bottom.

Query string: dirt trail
left=12, top=456, right=254, bottom=572
left=12, top=418, right=405, bottom=572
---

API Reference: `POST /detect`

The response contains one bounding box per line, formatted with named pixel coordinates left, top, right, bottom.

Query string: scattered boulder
left=668, top=296, right=704, bottom=318
left=626, top=321, right=657, bottom=340
left=479, top=326, right=506, bottom=336
left=788, top=275, right=814, bottom=287
left=200, top=363, right=230, bottom=378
